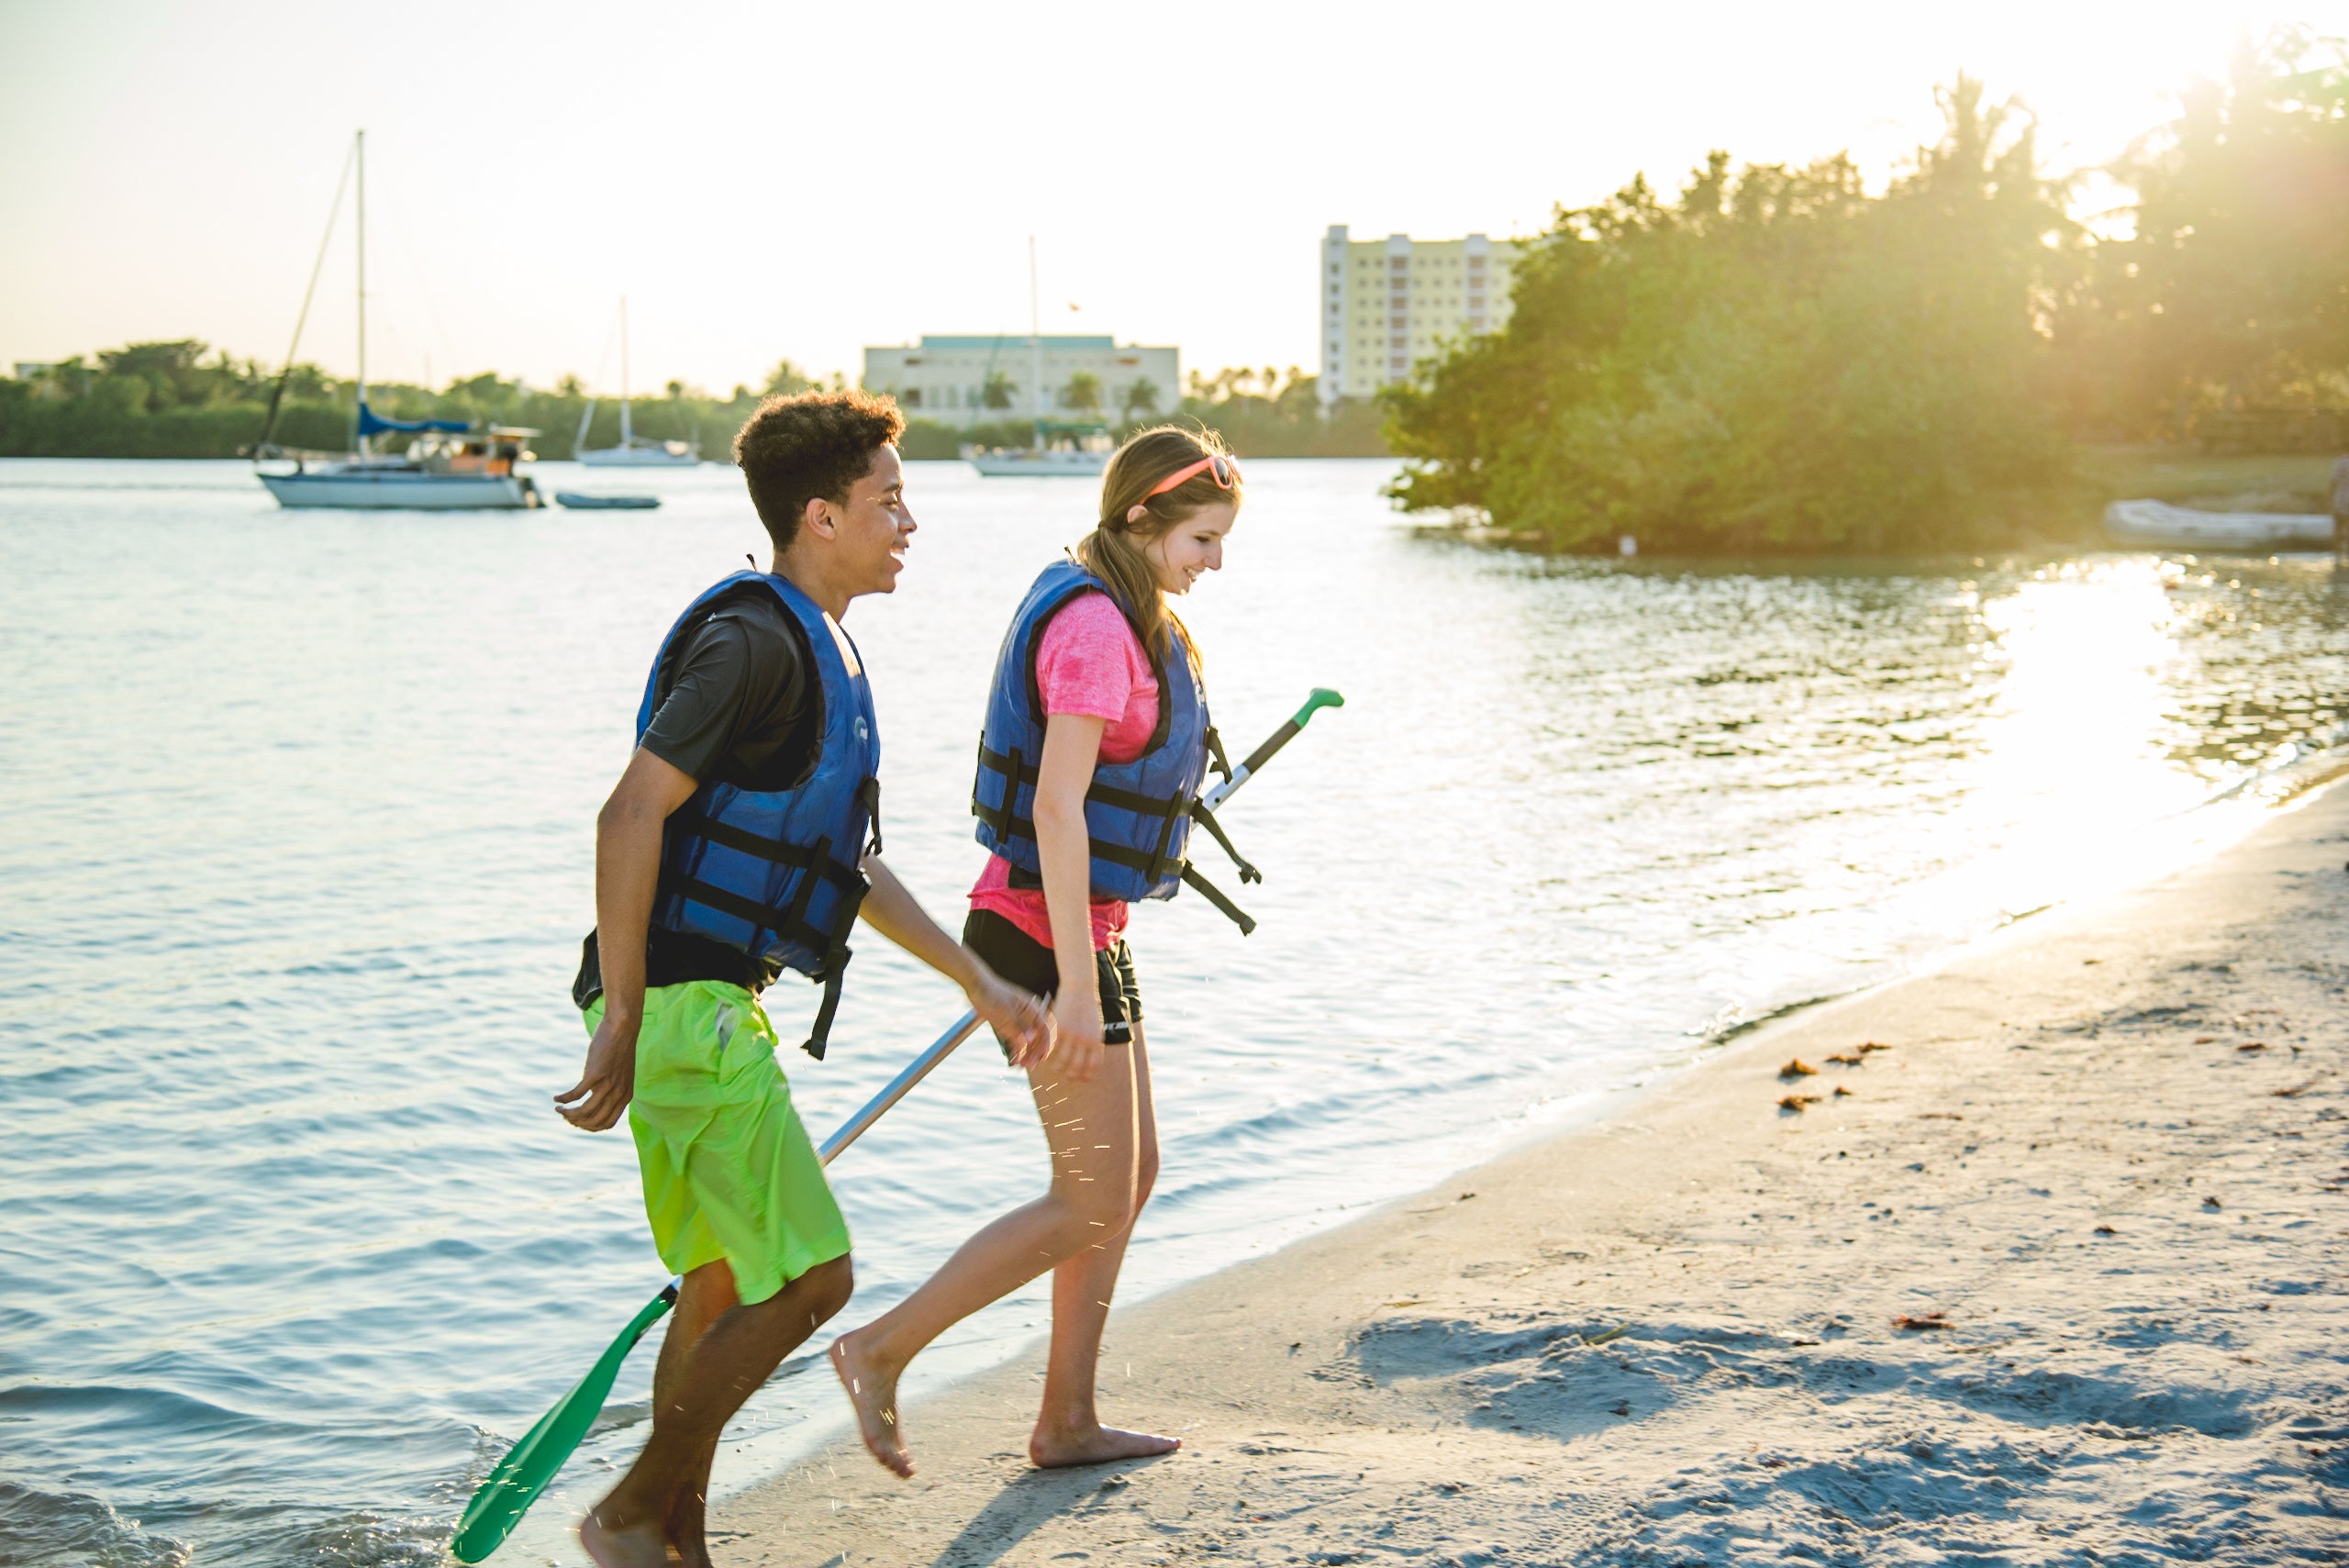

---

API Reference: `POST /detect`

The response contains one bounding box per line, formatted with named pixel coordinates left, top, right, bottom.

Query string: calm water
left=2, top=458, right=2343, bottom=1566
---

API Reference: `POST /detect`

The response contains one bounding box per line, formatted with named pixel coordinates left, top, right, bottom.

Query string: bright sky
left=0, top=0, right=2333, bottom=395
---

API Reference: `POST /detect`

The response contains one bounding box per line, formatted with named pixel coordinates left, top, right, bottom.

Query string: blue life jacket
left=639, top=571, right=880, bottom=1057
left=971, top=560, right=1258, bottom=931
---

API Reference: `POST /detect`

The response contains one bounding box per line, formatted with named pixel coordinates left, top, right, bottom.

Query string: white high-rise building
left=1318, top=226, right=1522, bottom=408
left=863, top=335, right=1179, bottom=430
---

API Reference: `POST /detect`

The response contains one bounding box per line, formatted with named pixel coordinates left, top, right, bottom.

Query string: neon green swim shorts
left=584, top=980, right=850, bottom=1306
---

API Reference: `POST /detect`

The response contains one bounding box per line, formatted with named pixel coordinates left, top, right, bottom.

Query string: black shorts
left=963, top=907, right=1141, bottom=1051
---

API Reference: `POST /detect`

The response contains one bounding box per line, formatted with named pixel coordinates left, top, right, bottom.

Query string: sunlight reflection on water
left=0, top=459, right=2343, bottom=1566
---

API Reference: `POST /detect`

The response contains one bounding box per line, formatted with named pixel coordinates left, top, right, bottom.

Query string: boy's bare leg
left=1032, top=1027, right=1179, bottom=1467
left=583, top=1254, right=853, bottom=1568
left=829, top=1049, right=1144, bottom=1478
left=641, top=1262, right=737, bottom=1568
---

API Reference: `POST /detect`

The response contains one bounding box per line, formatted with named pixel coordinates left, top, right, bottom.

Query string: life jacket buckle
left=1187, top=799, right=1260, bottom=885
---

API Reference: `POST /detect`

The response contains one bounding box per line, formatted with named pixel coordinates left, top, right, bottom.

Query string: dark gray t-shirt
left=573, top=589, right=817, bottom=1007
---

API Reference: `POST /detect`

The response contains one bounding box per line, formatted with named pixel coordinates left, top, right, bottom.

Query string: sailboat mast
left=1028, top=236, right=1042, bottom=450
left=618, top=295, right=632, bottom=448
left=355, top=128, right=369, bottom=458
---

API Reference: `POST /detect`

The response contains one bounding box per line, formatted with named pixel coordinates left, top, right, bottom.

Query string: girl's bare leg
left=1031, top=1024, right=1178, bottom=1466
left=829, top=1041, right=1144, bottom=1477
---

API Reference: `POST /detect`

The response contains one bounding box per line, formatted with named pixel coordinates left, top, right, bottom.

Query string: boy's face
left=830, top=443, right=916, bottom=598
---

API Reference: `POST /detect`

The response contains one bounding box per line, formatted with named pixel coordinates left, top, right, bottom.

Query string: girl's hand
left=1048, top=985, right=1107, bottom=1084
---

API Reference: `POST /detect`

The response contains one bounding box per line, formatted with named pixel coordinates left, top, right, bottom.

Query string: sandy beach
left=727, top=779, right=2349, bottom=1566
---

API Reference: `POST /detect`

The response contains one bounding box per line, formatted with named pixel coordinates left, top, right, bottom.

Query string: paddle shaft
left=456, top=688, right=1343, bottom=1554
left=815, top=687, right=1344, bottom=1163
left=1202, top=687, right=1343, bottom=812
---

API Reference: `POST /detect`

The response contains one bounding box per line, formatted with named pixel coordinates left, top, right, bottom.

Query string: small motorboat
left=554, top=491, right=661, bottom=510
left=2103, top=498, right=2334, bottom=551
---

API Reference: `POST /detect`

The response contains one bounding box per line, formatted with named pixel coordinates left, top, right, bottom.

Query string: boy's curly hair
left=733, top=389, right=907, bottom=552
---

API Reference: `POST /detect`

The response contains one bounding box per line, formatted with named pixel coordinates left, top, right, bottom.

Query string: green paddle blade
left=451, top=1282, right=678, bottom=1562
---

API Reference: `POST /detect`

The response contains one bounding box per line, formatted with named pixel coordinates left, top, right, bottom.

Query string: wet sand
left=728, top=779, right=2349, bottom=1566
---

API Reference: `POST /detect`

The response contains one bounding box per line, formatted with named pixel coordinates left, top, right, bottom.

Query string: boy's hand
left=555, top=1011, right=640, bottom=1130
left=968, top=966, right=1052, bottom=1067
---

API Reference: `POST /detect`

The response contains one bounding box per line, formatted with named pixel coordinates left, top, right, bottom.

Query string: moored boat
left=965, top=438, right=1110, bottom=478
left=251, top=130, right=544, bottom=511
left=575, top=297, right=701, bottom=467
left=553, top=490, right=661, bottom=510
left=968, top=239, right=1112, bottom=478
left=2102, top=498, right=2333, bottom=551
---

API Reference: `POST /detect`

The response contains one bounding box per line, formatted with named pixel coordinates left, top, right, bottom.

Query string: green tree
left=1121, top=377, right=1161, bottom=420
left=2057, top=28, right=2349, bottom=444
left=763, top=359, right=815, bottom=396
left=1385, top=77, right=2076, bottom=552
left=1061, top=371, right=1104, bottom=417
left=981, top=370, right=1017, bottom=409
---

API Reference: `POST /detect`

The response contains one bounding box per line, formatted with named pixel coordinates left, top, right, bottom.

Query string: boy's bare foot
left=829, top=1330, right=914, bottom=1478
left=664, top=1489, right=713, bottom=1568
left=1029, top=1422, right=1182, bottom=1469
left=580, top=1507, right=671, bottom=1568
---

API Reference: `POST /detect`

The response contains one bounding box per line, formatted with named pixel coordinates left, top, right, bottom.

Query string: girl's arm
left=1033, top=710, right=1108, bottom=1083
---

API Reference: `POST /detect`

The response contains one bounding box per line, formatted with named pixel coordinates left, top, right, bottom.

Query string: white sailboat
left=254, top=130, right=541, bottom=510
left=576, top=297, right=701, bottom=467
left=967, top=239, right=1110, bottom=478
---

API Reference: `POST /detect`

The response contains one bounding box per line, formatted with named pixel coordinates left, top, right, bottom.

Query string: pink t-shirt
left=969, top=592, right=1160, bottom=951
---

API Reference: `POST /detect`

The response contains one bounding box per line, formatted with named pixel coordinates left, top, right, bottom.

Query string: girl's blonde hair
left=1074, top=425, right=1241, bottom=670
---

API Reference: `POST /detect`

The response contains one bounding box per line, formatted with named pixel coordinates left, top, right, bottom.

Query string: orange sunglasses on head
left=1144, top=453, right=1241, bottom=499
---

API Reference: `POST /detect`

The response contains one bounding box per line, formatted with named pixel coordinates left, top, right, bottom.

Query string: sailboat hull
left=260, top=470, right=537, bottom=509
left=576, top=445, right=700, bottom=468
left=968, top=449, right=1108, bottom=478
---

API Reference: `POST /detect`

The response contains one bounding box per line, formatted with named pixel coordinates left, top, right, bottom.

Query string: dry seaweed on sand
left=1892, top=1312, right=1951, bottom=1330
left=1823, top=1051, right=1865, bottom=1065
left=1858, top=1041, right=1895, bottom=1055
left=1833, top=1085, right=1854, bottom=1097
left=1778, top=1094, right=1823, bottom=1111
left=1780, top=1058, right=1820, bottom=1079
left=2237, top=1041, right=2268, bottom=1052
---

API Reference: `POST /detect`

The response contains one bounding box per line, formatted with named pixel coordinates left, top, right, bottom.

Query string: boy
left=555, top=390, right=1044, bottom=1566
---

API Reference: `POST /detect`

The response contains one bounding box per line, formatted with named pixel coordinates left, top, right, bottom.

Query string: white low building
left=863, top=335, right=1179, bottom=429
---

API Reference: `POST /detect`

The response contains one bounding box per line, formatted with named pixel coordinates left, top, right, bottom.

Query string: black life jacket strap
left=1204, top=725, right=1234, bottom=789
left=801, top=869, right=871, bottom=1061
left=859, top=776, right=884, bottom=857
left=1180, top=864, right=1256, bottom=936
left=1187, top=800, right=1261, bottom=884
left=972, top=740, right=1022, bottom=838
left=669, top=811, right=823, bottom=869
left=976, top=741, right=1181, bottom=821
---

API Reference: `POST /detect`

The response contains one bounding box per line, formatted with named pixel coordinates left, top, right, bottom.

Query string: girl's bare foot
left=1029, top=1421, right=1182, bottom=1469
left=580, top=1506, right=670, bottom=1568
left=829, top=1330, right=914, bottom=1478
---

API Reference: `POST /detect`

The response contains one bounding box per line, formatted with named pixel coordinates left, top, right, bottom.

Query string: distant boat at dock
left=968, top=239, right=1111, bottom=478
left=966, top=430, right=1112, bottom=478
left=2102, top=498, right=2332, bottom=551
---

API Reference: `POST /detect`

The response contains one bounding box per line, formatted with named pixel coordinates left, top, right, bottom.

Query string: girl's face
left=1142, top=502, right=1236, bottom=595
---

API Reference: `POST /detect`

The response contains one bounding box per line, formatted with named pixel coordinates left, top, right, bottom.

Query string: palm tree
left=1121, top=377, right=1161, bottom=421
left=981, top=370, right=1017, bottom=409
left=1061, top=371, right=1104, bottom=417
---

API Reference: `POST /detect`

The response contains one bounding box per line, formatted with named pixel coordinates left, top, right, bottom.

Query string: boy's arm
left=857, top=853, right=1051, bottom=1062
left=555, top=747, right=699, bottom=1130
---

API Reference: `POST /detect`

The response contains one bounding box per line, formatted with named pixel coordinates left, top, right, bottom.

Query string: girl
left=829, top=427, right=1242, bottom=1476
